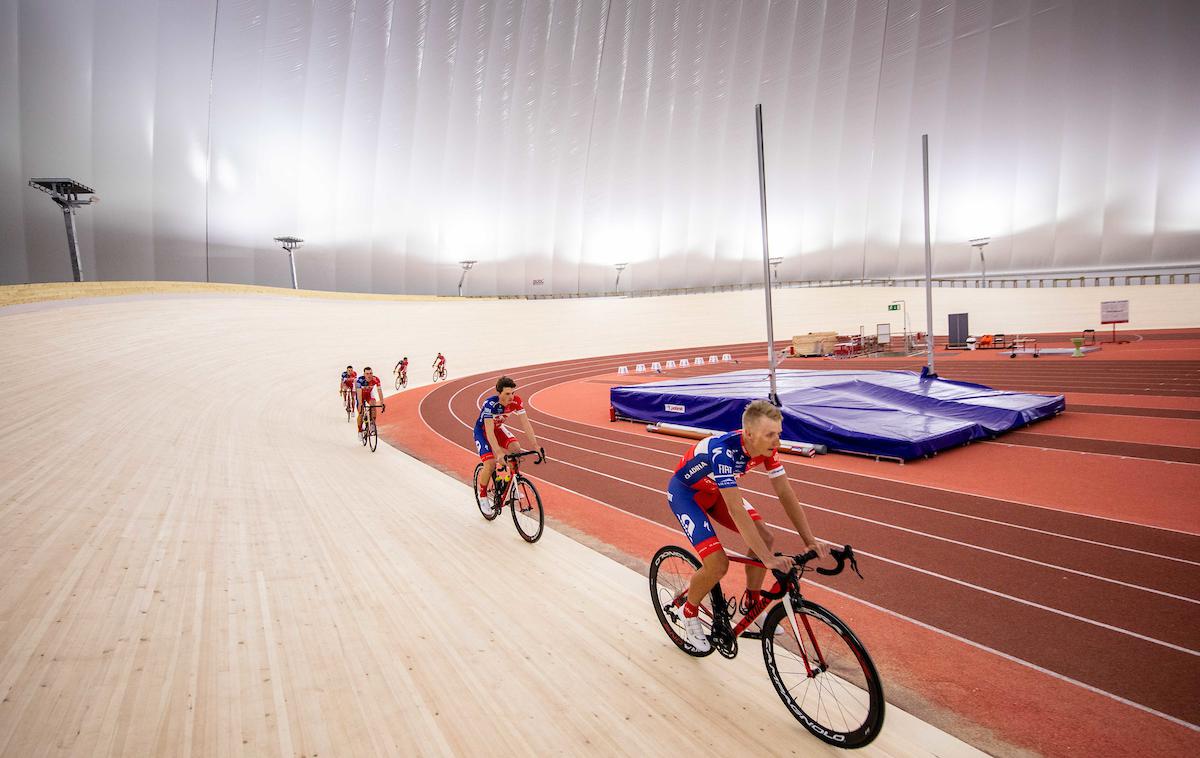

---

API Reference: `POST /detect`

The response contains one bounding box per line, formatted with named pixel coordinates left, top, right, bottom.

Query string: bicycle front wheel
left=510, top=476, right=544, bottom=542
left=472, top=463, right=500, bottom=520
left=761, top=599, right=885, bottom=748
left=368, top=420, right=378, bottom=452
left=395, top=376, right=402, bottom=390
left=647, top=546, right=717, bottom=658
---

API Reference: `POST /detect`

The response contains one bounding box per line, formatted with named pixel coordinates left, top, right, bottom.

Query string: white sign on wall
left=1100, top=300, right=1129, bottom=325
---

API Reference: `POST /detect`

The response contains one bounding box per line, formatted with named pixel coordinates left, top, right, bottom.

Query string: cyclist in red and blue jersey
left=355, top=367, right=384, bottom=434
left=339, top=366, right=357, bottom=405
left=474, top=376, right=544, bottom=498
left=668, top=399, right=823, bottom=653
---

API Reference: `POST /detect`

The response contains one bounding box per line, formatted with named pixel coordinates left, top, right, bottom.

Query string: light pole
left=754, top=103, right=780, bottom=405
left=274, top=236, right=304, bottom=289
left=29, top=178, right=98, bottom=282
left=614, top=262, right=628, bottom=292
left=769, top=257, right=783, bottom=287
left=458, top=260, right=477, bottom=297
left=970, top=237, right=990, bottom=288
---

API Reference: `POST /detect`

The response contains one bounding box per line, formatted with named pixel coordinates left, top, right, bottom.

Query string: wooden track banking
left=0, top=298, right=981, bottom=757
left=413, top=345, right=1200, bottom=752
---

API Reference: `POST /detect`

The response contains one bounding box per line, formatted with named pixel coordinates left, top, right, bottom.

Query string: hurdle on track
left=635, top=364, right=646, bottom=373
left=617, top=366, right=628, bottom=374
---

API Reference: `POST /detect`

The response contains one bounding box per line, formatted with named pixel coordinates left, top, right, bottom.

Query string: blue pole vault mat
left=610, top=369, right=1065, bottom=460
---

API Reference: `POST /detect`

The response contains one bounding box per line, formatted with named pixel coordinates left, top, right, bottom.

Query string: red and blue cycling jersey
left=672, top=429, right=785, bottom=494
left=668, top=429, right=785, bottom=558
left=473, top=395, right=525, bottom=461
left=355, top=373, right=381, bottom=403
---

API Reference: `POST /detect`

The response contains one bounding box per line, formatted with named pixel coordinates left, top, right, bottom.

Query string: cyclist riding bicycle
left=339, top=365, right=357, bottom=402
left=433, top=352, right=446, bottom=377
left=668, top=399, right=824, bottom=653
left=474, top=376, right=544, bottom=498
left=394, top=356, right=409, bottom=383
left=355, top=367, right=384, bottom=433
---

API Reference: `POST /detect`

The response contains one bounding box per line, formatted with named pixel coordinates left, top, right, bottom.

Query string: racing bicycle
left=473, top=449, right=545, bottom=542
left=648, top=545, right=884, bottom=748
left=358, top=403, right=384, bottom=452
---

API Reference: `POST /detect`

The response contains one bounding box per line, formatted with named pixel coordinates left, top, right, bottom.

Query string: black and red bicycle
left=472, top=450, right=545, bottom=542
left=358, top=403, right=384, bottom=452
left=648, top=545, right=884, bottom=749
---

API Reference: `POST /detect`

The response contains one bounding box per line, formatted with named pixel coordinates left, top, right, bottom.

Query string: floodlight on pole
left=970, top=237, right=991, bottom=288
left=614, top=262, right=628, bottom=291
left=458, top=260, right=477, bottom=297
left=28, top=178, right=98, bottom=282
left=274, top=236, right=304, bottom=289
left=768, top=257, right=783, bottom=287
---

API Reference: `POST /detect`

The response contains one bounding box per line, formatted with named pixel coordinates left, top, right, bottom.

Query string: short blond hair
left=742, top=399, right=782, bottom=426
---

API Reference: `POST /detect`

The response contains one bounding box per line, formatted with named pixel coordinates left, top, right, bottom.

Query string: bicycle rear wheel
left=472, top=463, right=500, bottom=520
left=647, top=546, right=717, bottom=658
left=368, top=419, right=378, bottom=452
left=760, top=600, right=885, bottom=748
left=510, top=476, right=544, bottom=543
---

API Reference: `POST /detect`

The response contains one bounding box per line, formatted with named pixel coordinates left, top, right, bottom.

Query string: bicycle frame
left=494, top=450, right=539, bottom=506
left=664, top=546, right=860, bottom=668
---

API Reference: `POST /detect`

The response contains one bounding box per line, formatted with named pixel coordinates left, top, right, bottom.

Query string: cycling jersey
left=473, top=394, right=524, bottom=461
left=355, top=374, right=381, bottom=402
left=672, top=429, right=785, bottom=495
left=341, top=370, right=357, bottom=386
left=668, top=430, right=782, bottom=558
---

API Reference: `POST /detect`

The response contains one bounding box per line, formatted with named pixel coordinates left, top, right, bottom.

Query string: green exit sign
left=888, top=304, right=900, bottom=311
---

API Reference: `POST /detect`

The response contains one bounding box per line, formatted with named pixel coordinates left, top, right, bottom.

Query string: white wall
left=2, top=0, right=1197, bottom=294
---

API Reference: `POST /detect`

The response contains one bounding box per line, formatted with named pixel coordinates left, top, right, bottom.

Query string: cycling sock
left=682, top=601, right=699, bottom=619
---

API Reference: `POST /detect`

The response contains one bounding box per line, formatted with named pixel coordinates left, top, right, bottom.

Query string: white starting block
left=617, top=366, right=629, bottom=374
left=665, top=360, right=676, bottom=369
left=679, top=358, right=690, bottom=368
left=650, top=361, right=662, bottom=371
left=708, top=355, right=718, bottom=363
left=635, top=363, right=646, bottom=373
left=721, top=353, right=732, bottom=362
left=695, top=356, right=705, bottom=366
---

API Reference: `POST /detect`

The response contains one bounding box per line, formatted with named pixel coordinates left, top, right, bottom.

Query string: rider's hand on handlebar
left=764, top=554, right=794, bottom=573
left=807, top=541, right=828, bottom=560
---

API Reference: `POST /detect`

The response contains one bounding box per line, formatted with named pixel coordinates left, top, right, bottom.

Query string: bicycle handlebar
left=764, top=545, right=862, bottom=598
left=504, top=449, right=544, bottom=464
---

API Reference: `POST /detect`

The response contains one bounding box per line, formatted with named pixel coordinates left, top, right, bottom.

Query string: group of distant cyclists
left=338, top=353, right=446, bottom=436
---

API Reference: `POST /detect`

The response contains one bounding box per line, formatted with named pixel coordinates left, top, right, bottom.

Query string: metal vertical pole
left=61, top=206, right=83, bottom=282
left=755, top=104, right=780, bottom=405
left=288, top=251, right=298, bottom=289
left=921, top=134, right=935, bottom=374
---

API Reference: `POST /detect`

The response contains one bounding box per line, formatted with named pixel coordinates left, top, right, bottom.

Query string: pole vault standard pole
left=921, top=134, right=936, bottom=376
left=755, top=104, right=780, bottom=406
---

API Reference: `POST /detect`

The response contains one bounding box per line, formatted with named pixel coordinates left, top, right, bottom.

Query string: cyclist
left=339, top=365, right=357, bottom=406
left=355, top=367, right=384, bottom=434
left=668, top=399, right=823, bottom=653
left=394, top=356, right=409, bottom=385
left=474, top=376, right=544, bottom=498
left=433, top=352, right=446, bottom=379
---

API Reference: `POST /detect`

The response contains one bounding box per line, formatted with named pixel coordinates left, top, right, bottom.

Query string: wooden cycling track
left=401, top=340, right=1200, bottom=758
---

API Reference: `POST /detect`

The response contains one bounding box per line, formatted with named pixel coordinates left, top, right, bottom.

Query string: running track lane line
left=415, top=378, right=1200, bottom=733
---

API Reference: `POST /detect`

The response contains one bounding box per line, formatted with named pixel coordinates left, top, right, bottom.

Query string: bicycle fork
left=782, top=593, right=827, bottom=677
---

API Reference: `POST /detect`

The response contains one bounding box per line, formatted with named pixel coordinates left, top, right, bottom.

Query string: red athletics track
left=379, top=338, right=1200, bottom=757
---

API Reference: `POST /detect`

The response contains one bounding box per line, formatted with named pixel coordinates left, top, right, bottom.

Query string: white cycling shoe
left=681, top=614, right=711, bottom=653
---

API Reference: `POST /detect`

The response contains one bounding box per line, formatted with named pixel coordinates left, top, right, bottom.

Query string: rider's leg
left=743, top=519, right=775, bottom=598
left=687, top=550, right=729, bottom=607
